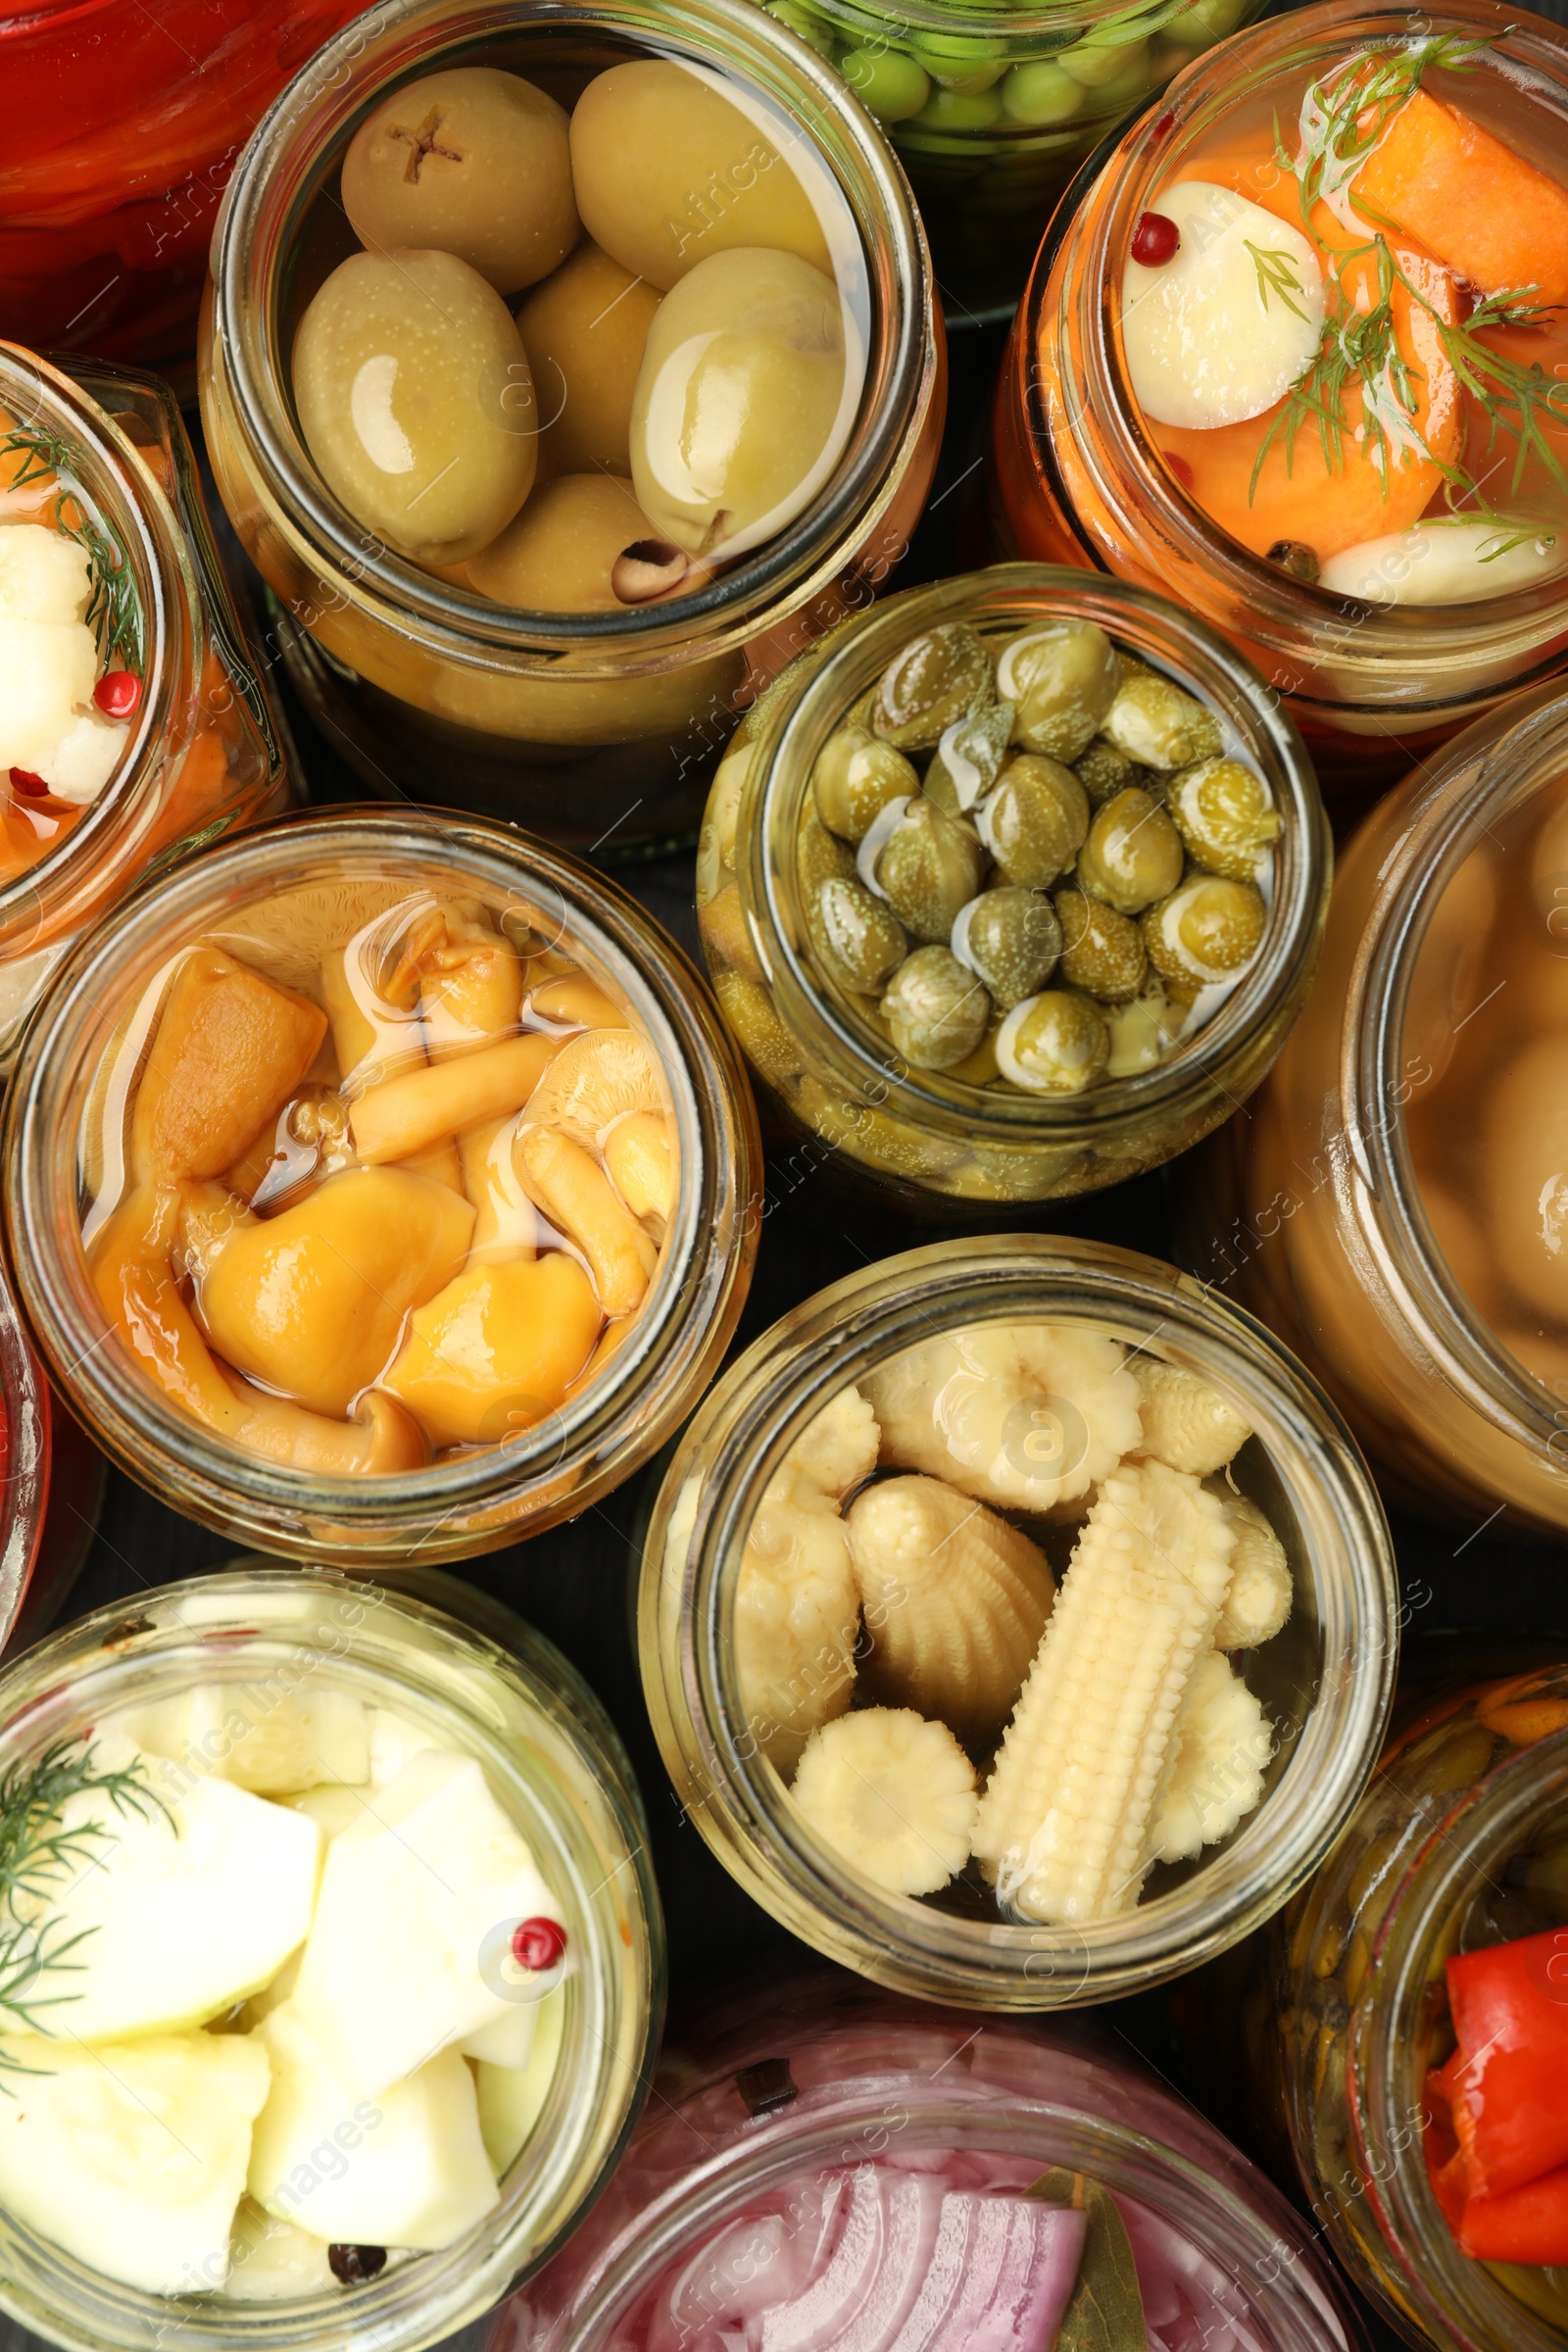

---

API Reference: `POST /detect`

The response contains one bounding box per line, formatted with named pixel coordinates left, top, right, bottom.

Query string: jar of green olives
left=200, top=0, right=942, bottom=855
left=758, top=0, right=1257, bottom=320
left=698, top=563, right=1327, bottom=1209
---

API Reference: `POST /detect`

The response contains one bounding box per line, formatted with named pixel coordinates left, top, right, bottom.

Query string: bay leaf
left=1026, top=2166, right=1150, bottom=2352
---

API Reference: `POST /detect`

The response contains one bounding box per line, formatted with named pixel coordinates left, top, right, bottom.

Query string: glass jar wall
left=0, top=1567, right=662, bottom=2352
left=698, top=563, right=1327, bottom=1211
left=491, top=1970, right=1367, bottom=2352
left=991, top=3, right=1568, bottom=808
left=1183, top=684, right=1568, bottom=1537
left=199, top=0, right=944, bottom=854
left=3, top=808, right=759, bottom=1566
left=639, top=1235, right=1396, bottom=2009
left=0, top=1239, right=102, bottom=1654
left=0, top=345, right=292, bottom=1071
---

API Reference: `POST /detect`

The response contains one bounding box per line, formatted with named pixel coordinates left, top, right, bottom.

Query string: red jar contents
left=0, top=0, right=365, bottom=375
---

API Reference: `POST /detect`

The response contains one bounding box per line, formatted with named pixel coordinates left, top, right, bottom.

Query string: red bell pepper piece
left=1459, top=2165, right=1568, bottom=2268
left=1445, top=1928, right=1568, bottom=2197
left=1424, top=2052, right=1471, bottom=2233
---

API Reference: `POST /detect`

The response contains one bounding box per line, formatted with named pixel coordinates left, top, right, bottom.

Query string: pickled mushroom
left=384, top=1252, right=604, bottom=1446
left=132, top=949, right=326, bottom=1188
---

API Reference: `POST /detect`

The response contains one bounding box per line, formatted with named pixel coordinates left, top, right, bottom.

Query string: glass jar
left=697, top=562, right=1327, bottom=1211
left=991, top=2, right=1568, bottom=811
left=3, top=808, right=760, bottom=1566
left=0, top=1236, right=103, bottom=1654
left=1228, top=1657, right=1568, bottom=2352
left=490, top=1969, right=1366, bottom=2352
left=0, top=1564, right=661, bottom=2352
left=638, top=1233, right=1397, bottom=2009
left=1183, top=683, right=1568, bottom=1538
left=759, top=0, right=1260, bottom=322
left=0, top=344, right=292, bottom=1072
left=0, top=0, right=365, bottom=383
left=199, top=0, right=944, bottom=857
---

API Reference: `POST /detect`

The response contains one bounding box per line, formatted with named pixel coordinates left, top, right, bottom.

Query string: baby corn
left=972, top=1459, right=1235, bottom=1923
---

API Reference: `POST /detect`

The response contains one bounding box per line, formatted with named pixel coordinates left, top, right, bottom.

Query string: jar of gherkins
left=760, top=0, right=1256, bottom=319
left=697, top=563, right=1327, bottom=1210
left=1208, top=1655, right=1568, bottom=2352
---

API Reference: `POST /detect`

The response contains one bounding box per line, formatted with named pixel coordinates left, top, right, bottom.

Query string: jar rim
left=641, top=1233, right=1397, bottom=2008
left=210, top=0, right=935, bottom=672
left=740, top=563, right=1329, bottom=1146
left=2, top=807, right=759, bottom=1562
left=1017, top=1, right=1568, bottom=683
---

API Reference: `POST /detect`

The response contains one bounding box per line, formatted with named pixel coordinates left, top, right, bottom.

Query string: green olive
left=814, top=877, right=908, bottom=993
left=340, top=69, right=579, bottom=296
left=1102, top=665, right=1224, bottom=770
left=996, top=990, right=1109, bottom=1095
left=1143, top=874, right=1268, bottom=997
left=1106, top=989, right=1181, bottom=1076
left=1168, top=757, right=1282, bottom=880
left=514, top=242, right=662, bottom=478
left=1074, top=735, right=1152, bottom=807
left=1054, top=884, right=1148, bottom=1003
left=923, top=698, right=1014, bottom=816
left=811, top=726, right=920, bottom=841
left=569, top=60, right=834, bottom=291
left=629, top=248, right=847, bottom=560
left=952, top=886, right=1060, bottom=1009
left=873, top=623, right=993, bottom=751
left=977, top=754, right=1089, bottom=889
left=1000, top=620, right=1118, bottom=760
left=865, top=797, right=987, bottom=943
left=293, top=249, right=536, bottom=563
left=1076, top=786, right=1185, bottom=914
left=882, top=947, right=991, bottom=1070
left=466, top=473, right=660, bottom=611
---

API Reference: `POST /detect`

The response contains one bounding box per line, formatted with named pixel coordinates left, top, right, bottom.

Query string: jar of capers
left=698, top=564, right=1327, bottom=1208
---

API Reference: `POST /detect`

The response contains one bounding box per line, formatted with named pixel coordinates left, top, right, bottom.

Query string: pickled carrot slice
left=1352, top=91, right=1568, bottom=308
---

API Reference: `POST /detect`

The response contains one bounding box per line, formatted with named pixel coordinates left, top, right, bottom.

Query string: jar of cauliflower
left=0, top=345, right=291, bottom=1070
left=0, top=1566, right=659, bottom=2352
left=2, top=808, right=759, bottom=1566
left=639, top=1233, right=1397, bottom=2007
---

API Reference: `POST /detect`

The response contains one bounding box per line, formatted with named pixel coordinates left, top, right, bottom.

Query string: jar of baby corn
left=2, top=809, right=759, bottom=1564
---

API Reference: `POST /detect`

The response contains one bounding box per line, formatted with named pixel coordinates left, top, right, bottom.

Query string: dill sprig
left=1245, top=241, right=1311, bottom=323
left=0, top=421, right=146, bottom=676
left=0, top=423, right=74, bottom=493
left=1281, top=30, right=1497, bottom=240
left=0, top=1738, right=172, bottom=2082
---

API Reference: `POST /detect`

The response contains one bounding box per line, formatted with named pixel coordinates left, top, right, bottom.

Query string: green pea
left=840, top=46, right=932, bottom=122
left=1001, top=62, right=1087, bottom=124
left=1165, top=0, right=1246, bottom=41
left=768, top=0, right=840, bottom=59
left=910, top=31, right=1005, bottom=91
left=1057, top=35, right=1146, bottom=84
left=1082, top=56, right=1154, bottom=111
left=909, top=83, right=1004, bottom=129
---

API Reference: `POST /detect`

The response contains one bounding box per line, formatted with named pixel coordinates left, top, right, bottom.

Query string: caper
left=924, top=698, right=1014, bottom=816
left=1168, top=757, right=1282, bottom=880
left=977, top=754, right=1089, bottom=889
left=873, top=623, right=993, bottom=750
left=1074, top=735, right=1152, bottom=807
left=882, top=946, right=992, bottom=1070
left=1143, top=874, right=1267, bottom=998
left=998, top=620, right=1119, bottom=760
left=1054, top=884, right=1148, bottom=1003
left=814, top=878, right=908, bottom=994
left=1075, top=787, right=1186, bottom=913
left=996, top=989, right=1109, bottom=1095
left=1102, top=666, right=1224, bottom=770
left=800, top=809, right=857, bottom=895
left=865, top=798, right=987, bottom=943
left=1106, top=989, right=1181, bottom=1076
left=811, top=726, right=922, bottom=843
left=952, top=886, right=1061, bottom=1009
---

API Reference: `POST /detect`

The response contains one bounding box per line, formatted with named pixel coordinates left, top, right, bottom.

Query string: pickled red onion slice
left=762, top=2168, right=886, bottom=2352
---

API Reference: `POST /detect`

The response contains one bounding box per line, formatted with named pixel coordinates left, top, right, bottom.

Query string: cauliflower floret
left=865, top=1322, right=1141, bottom=1512
left=0, top=523, right=129, bottom=802
left=786, top=1385, right=879, bottom=1503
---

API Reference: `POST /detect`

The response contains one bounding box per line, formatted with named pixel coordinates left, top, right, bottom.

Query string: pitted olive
left=466, top=472, right=657, bottom=610
left=812, top=726, right=921, bottom=842
left=1168, top=757, right=1281, bottom=880
left=996, top=990, right=1109, bottom=1095
left=1074, top=736, right=1152, bottom=807
left=862, top=797, right=987, bottom=942
left=815, top=878, right=908, bottom=994
left=998, top=620, right=1119, bottom=760
left=923, top=698, right=1014, bottom=816
left=976, top=754, right=1089, bottom=889
left=951, top=886, right=1060, bottom=1009
left=1102, top=665, right=1224, bottom=770
left=882, top=947, right=992, bottom=1069
left=514, top=241, right=662, bottom=477
left=1143, top=874, right=1267, bottom=998
left=873, top=623, right=993, bottom=750
left=1054, top=885, right=1148, bottom=1003
left=1076, top=787, right=1185, bottom=913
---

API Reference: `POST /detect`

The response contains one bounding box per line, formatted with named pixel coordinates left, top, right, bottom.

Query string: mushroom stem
left=513, top=1122, right=656, bottom=1317
left=350, top=1032, right=560, bottom=1164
